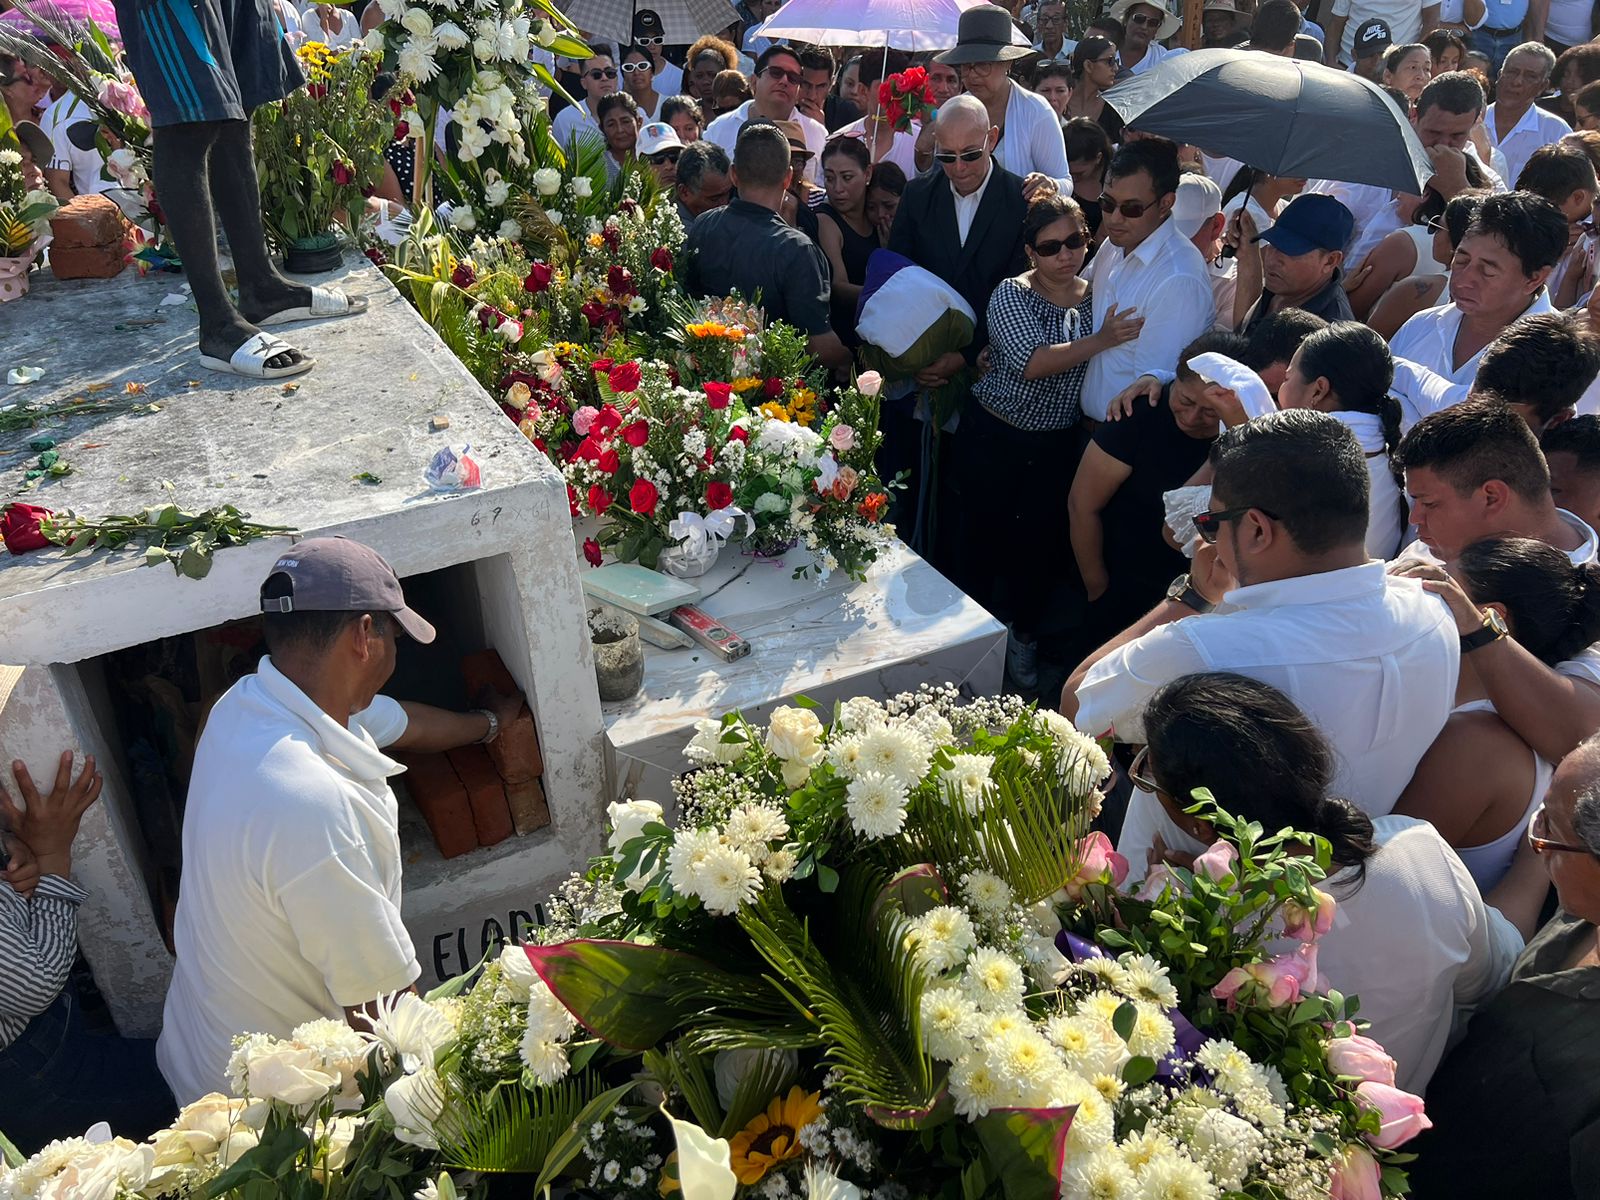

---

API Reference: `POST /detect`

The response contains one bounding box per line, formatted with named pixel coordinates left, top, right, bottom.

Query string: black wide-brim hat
left=935, top=4, right=1033, bottom=64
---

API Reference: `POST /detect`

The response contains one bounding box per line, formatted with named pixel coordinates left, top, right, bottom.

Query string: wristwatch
left=473, top=708, right=501, bottom=744
left=1460, top=608, right=1509, bottom=653
left=1165, top=573, right=1213, bottom=614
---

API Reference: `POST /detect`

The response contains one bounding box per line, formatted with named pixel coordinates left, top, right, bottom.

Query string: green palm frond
left=899, top=763, right=1091, bottom=905
left=737, top=868, right=944, bottom=1124
left=435, top=1070, right=606, bottom=1173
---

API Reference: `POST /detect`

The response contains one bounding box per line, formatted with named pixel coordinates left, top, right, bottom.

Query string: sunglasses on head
left=762, top=65, right=803, bottom=84
left=1099, top=194, right=1155, bottom=217
left=649, top=148, right=682, bottom=164
left=620, top=60, right=652, bottom=72
left=587, top=67, right=618, bottom=79
left=1032, top=231, right=1088, bottom=256
left=634, top=34, right=664, bottom=45
left=1192, top=505, right=1279, bottom=543
left=934, top=147, right=988, bottom=163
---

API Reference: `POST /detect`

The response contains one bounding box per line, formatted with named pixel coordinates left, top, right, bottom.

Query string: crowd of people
left=6, top=0, right=1600, bottom=1188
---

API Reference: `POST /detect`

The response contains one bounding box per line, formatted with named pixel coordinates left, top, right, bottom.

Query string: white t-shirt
left=1329, top=0, right=1426, bottom=63
left=157, top=659, right=419, bottom=1105
left=653, top=59, right=684, bottom=96
left=298, top=3, right=358, bottom=46
left=1545, top=0, right=1592, bottom=45
left=37, top=94, right=113, bottom=197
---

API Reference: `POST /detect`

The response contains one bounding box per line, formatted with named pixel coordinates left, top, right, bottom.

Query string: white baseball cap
left=1172, top=173, right=1223, bottom=239
left=637, top=121, right=684, bottom=157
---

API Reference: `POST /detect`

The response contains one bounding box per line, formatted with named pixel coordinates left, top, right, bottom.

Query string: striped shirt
left=0, top=874, right=86, bottom=1049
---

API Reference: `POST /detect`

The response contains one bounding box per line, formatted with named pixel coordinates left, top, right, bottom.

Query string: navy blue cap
left=1256, top=194, right=1355, bottom=256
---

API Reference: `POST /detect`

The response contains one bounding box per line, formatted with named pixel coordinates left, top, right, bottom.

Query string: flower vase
left=658, top=539, right=721, bottom=579
left=590, top=609, right=645, bottom=702
left=0, top=238, right=46, bottom=302
left=282, top=232, right=343, bottom=274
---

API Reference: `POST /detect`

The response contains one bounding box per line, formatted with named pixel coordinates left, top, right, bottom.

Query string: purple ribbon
left=1055, top=929, right=1208, bottom=1080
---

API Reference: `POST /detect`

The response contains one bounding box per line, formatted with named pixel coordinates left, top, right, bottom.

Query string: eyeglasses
left=1032, top=231, right=1088, bottom=256
left=648, top=149, right=682, bottom=164
left=1099, top=194, right=1155, bottom=217
left=1128, top=12, right=1164, bottom=27
left=1128, top=746, right=1163, bottom=795
left=1527, top=802, right=1595, bottom=856
left=762, top=65, right=803, bottom=85
left=634, top=34, right=664, bottom=45
left=1095, top=54, right=1120, bottom=66
left=934, top=147, right=988, bottom=163
left=1193, top=505, right=1279, bottom=542
left=620, top=60, right=652, bottom=73
left=1424, top=215, right=1445, bottom=232
left=586, top=67, right=618, bottom=79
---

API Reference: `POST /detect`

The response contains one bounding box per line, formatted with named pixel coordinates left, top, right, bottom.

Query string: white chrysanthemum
left=845, top=770, right=909, bottom=840
left=1043, top=1013, right=1129, bottom=1077
left=940, top=753, right=995, bottom=814
left=837, top=696, right=887, bottom=732
left=723, top=804, right=789, bottom=860
left=1080, top=990, right=1128, bottom=1029
left=1076, top=958, right=1132, bottom=994
left=291, top=1018, right=370, bottom=1073
left=961, top=947, right=1026, bottom=1012
left=1186, top=1109, right=1261, bottom=1192
left=983, top=1009, right=1028, bottom=1040
left=1127, top=1002, right=1176, bottom=1061
left=397, top=38, right=440, bottom=80
left=1194, top=1041, right=1267, bottom=1100
left=1055, top=1075, right=1116, bottom=1157
left=901, top=707, right=953, bottom=748
left=919, top=984, right=981, bottom=1062
left=1134, top=1153, right=1218, bottom=1200
left=1090, top=1072, right=1125, bottom=1104
left=949, top=1055, right=1008, bottom=1119
left=696, top=844, right=762, bottom=915
left=519, top=1030, right=570, bottom=1085
left=827, top=733, right=864, bottom=779
left=1063, top=1143, right=1139, bottom=1200
left=906, top=905, right=976, bottom=973
left=1118, top=954, right=1180, bottom=1010
left=960, top=869, right=1013, bottom=917
left=855, top=726, right=933, bottom=790
left=527, top=979, right=577, bottom=1042
left=1036, top=711, right=1112, bottom=789
left=764, top=848, right=798, bottom=883
left=667, top=827, right=722, bottom=894
left=10, top=1138, right=91, bottom=1195
left=357, top=993, right=456, bottom=1074
left=0, top=148, right=22, bottom=167
left=985, top=1027, right=1063, bottom=1088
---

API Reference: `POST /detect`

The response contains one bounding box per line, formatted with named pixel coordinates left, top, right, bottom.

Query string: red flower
left=533, top=437, right=548, bottom=453
left=581, top=300, right=621, bottom=332
left=363, top=246, right=387, bottom=267
left=603, top=225, right=621, bottom=251
left=598, top=448, right=621, bottom=474
left=591, top=357, right=614, bottom=374
left=451, top=262, right=476, bottom=288
left=608, top=360, right=642, bottom=393
left=308, top=82, right=328, bottom=100
left=1, top=503, right=52, bottom=554
left=524, top=261, right=553, bottom=293
left=389, top=97, right=404, bottom=117
left=703, top=446, right=716, bottom=465
left=593, top=406, right=623, bottom=436
left=588, top=484, right=614, bottom=513
left=705, top=481, right=733, bottom=510
left=622, top=420, right=650, bottom=447
left=762, top=377, right=784, bottom=398
left=401, top=89, right=416, bottom=106
left=566, top=484, right=580, bottom=515
left=476, top=305, right=503, bottom=330
left=704, top=382, right=732, bottom=409
left=393, top=120, right=410, bottom=141
left=607, top=265, right=636, bottom=297
left=583, top=537, right=603, bottom=566
left=728, top=426, right=749, bottom=443
left=330, top=160, right=355, bottom=186
left=574, top=436, right=601, bottom=462
left=629, top=479, right=659, bottom=516
left=650, top=247, right=673, bottom=272
left=857, top=493, right=889, bottom=523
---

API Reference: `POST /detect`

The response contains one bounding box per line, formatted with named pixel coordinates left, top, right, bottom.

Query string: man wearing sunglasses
left=630, top=9, right=683, bottom=97
left=704, top=45, right=828, bottom=186
left=1062, top=409, right=1460, bottom=880
left=1107, top=0, right=1185, bottom=74
left=551, top=51, right=619, bottom=154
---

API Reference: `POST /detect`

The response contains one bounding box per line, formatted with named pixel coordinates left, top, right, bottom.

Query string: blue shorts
left=112, top=0, right=305, bottom=127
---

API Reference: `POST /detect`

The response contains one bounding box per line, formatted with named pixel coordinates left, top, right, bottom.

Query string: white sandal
left=199, top=332, right=315, bottom=380
left=257, top=286, right=370, bottom=326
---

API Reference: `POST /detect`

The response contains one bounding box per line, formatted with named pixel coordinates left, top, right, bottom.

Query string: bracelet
left=473, top=708, right=500, bottom=744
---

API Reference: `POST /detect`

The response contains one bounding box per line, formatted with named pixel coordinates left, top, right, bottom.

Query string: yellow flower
left=731, top=376, right=762, bottom=394
left=759, top=401, right=789, bottom=422
left=727, top=1087, right=823, bottom=1185
left=587, top=232, right=606, bottom=249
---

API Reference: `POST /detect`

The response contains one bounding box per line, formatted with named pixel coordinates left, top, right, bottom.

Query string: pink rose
left=1328, top=1144, right=1382, bottom=1200
left=1212, top=944, right=1322, bottom=1010
left=1326, top=1034, right=1397, bottom=1087
left=1282, top=888, right=1337, bottom=942
left=1354, top=1081, right=1432, bottom=1150
left=1192, top=840, right=1238, bottom=883
left=1060, top=831, right=1130, bottom=900
left=1132, top=862, right=1180, bottom=902
left=829, top=423, right=856, bottom=453
left=97, top=78, right=150, bottom=120
left=572, top=405, right=599, bottom=436
left=856, top=370, right=883, bottom=397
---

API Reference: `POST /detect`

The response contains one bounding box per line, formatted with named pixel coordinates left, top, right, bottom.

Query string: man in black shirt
left=682, top=123, right=851, bottom=368
left=1233, top=193, right=1356, bottom=334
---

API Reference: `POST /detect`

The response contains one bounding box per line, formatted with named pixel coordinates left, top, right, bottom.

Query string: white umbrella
left=753, top=0, right=1030, bottom=50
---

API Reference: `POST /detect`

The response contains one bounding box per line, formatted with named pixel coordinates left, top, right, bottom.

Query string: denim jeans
left=1472, top=26, right=1525, bottom=77
left=0, top=985, right=176, bottom=1153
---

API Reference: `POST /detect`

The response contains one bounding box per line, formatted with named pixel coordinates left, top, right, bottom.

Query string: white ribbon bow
left=668, top=507, right=751, bottom=558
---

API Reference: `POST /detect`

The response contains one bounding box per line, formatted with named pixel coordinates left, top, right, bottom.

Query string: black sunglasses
left=934, top=147, right=987, bottom=164
left=762, top=65, right=803, bottom=84
left=1193, top=505, right=1280, bottom=543
left=649, top=148, right=682, bottom=164
left=1128, top=746, right=1162, bottom=795
left=1033, top=232, right=1089, bottom=256
left=1099, top=195, right=1155, bottom=217
left=1128, top=12, right=1163, bottom=26
left=586, top=67, right=618, bottom=79
left=620, top=60, right=652, bottom=73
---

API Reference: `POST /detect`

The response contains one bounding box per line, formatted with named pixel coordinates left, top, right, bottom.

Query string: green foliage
left=434, top=1070, right=615, bottom=1174
left=972, top=1108, right=1076, bottom=1200
left=38, top=503, right=298, bottom=578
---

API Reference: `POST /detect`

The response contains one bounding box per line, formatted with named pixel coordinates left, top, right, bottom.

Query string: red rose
left=608, top=360, right=642, bottom=393
left=603, top=226, right=621, bottom=251
left=393, top=120, right=410, bottom=141
left=330, top=160, right=354, bottom=186
left=574, top=437, right=601, bottom=462
left=583, top=537, right=603, bottom=566
left=308, top=82, right=327, bottom=100
left=593, top=406, right=623, bottom=436
left=650, top=247, right=673, bottom=272
left=729, top=426, right=749, bottom=443
left=704, top=382, right=732, bottom=409
left=607, top=265, right=636, bottom=296
left=591, top=357, right=614, bottom=374
left=524, top=261, right=553, bottom=293
left=1, top=503, right=52, bottom=554
left=763, top=377, right=784, bottom=398
left=363, top=246, right=387, bottom=267
left=629, top=479, right=659, bottom=516
left=476, top=305, right=503, bottom=330
left=598, top=449, right=621, bottom=474
left=622, top=420, right=650, bottom=447
left=588, top=484, right=614, bottom=513
left=389, top=97, right=404, bottom=116
left=534, top=437, right=548, bottom=453
left=705, top=481, right=733, bottom=510
left=566, top=484, right=580, bottom=515
left=451, top=262, right=476, bottom=288
left=401, top=89, right=416, bottom=106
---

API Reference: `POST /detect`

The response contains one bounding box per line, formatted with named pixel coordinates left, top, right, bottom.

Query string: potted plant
left=252, top=41, right=399, bottom=273
left=0, top=142, right=58, bottom=300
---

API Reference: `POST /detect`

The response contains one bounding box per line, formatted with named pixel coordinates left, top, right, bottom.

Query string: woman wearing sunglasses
left=1063, top=37, right=1124, bottom=145
left=962, top=194, right=1143, bottom=693
left=620, top=46, right=665, bottom=121
left=1138, top=671, right=1520, bottom=1093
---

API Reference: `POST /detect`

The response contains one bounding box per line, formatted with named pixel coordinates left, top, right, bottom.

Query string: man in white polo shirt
left=158, top=537, right=522, bottom=1103
left=1486, top=43, right=1571, bottom=189
left=1062, top=410, right=1460, bottom=876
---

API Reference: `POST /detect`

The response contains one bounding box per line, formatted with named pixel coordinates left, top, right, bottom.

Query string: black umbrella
left=1103, top=48, right=1433, bottom=193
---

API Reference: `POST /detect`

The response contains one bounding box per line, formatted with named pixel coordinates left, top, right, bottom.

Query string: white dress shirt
left=994, top=82, right=1072, bottom=195
left=705, top=99, right=829, bottom=186
left=1307, top=178, right=1389, bottom=255
left=551, top=102, right=604, bottom=151
left=1389, top=356, right=1468, bottom=431
left=1485, top=102, right=1572, bottom=190
left=951, top=160, right=995, bottom=247
left=1081, top=217, right=1215, bottom=420
left=1127, top=43, right=1185, bottom=74
left=1314, top=816, right=1522, bottom=1093
left=1076, top=562, right=1460, bottom=876
left=1387, top=290, right=1557, bottom=386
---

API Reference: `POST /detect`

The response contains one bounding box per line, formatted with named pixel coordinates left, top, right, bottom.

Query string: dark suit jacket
left=886, top=164, right=1029, bottom=364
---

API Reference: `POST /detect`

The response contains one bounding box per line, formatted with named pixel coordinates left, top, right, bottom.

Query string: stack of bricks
left=396, top=649, right=549, bottom=859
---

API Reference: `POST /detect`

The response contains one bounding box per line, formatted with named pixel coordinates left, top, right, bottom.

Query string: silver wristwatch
left=474, top=708, right=500, bottom=744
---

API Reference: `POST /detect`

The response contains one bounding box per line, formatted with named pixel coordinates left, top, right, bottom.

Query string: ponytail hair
left=1295, top=321, right=1407, bottom=526
left=1456, top=536, right=1600, bottom=666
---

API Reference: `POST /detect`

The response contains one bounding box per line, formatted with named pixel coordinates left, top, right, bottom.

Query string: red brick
left=49, top=194, right=126, bottom=249
left=447, top=744, right=514, bottom=847
left=461, top=648, right=518, bottom=699
left=396, top=752, right=477, bottom=859
left=49, top=243, right=126, bottom=280
left=506, top=777, right=550, bottom=834
left=488, top=705, right=543, bottom=784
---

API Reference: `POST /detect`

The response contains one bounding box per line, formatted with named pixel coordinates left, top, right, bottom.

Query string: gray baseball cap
left=260, top=536, right=436, bottom=643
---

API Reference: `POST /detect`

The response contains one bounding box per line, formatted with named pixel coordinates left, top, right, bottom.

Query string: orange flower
left=858, top=492, right=888, bottom=523
left=726, top=1087, right=824, bottom=1185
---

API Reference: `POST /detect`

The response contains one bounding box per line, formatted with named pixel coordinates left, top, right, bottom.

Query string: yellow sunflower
left=731, top=376, right=763, bottom=394
left=759, top=401, right=790, bottom=422
left=727, top=1087, right=824, bottom=1185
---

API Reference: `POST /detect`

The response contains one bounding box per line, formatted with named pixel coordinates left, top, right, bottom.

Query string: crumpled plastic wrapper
left=1163, top=484, right=1213, bottom=559
left=424, top=444, right=482, bottom=491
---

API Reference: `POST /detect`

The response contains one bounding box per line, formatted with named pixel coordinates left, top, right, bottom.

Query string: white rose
left=607, top=799, right=664, bottom=854
left=433, top=19, right=467, bottom=47
left=400, top=7, right=434, bottom=37
left=499, top=941, right=539, bottom=1001
left=320, top=1116, right=361, bottom=1172
left=497, top=218, right=522, bottom=240
left=385, top=1068, right=446, bottom=1150
left=571, top=176, right=593, bottom=198
left=152, top=1094, right=247, bottom=1164
left=244, top=1042, right=339, bottom=1107
left=449, top=205, right=477, bottom=231
left=360, top=26, right=386, bottom=51
left=765, top=706, right=825, bottom=770
left=484, top=175, right=510, bottom=206
left=532, top=167, right=561, bottom=196
left=217, top=1127, right=260, bottom=1167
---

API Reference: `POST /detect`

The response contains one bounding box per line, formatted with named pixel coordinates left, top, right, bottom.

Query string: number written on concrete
left=470, top=507, right=504, bottom=528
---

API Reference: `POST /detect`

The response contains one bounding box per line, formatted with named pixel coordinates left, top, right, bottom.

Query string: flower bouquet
left=0, top=144, right=57, bottom=300
left=876, top=66, right=935, bottom=133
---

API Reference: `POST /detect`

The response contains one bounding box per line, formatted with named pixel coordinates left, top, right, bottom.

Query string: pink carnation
left=572, top=405, right=599, bottom=436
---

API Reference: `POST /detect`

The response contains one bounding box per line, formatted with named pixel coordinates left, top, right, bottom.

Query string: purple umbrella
left=0, top=0, right=120, bottom=42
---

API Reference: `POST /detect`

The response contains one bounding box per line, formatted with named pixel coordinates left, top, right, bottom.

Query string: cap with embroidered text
left=260, top=536, right=436, bottom=643
left=1353, top=17, right=1392, bottom=58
